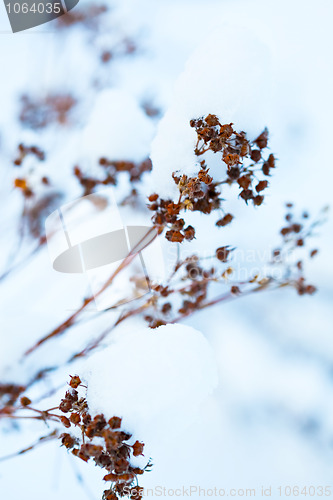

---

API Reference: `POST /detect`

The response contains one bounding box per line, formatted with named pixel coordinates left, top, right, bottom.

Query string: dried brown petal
left=256, top=181, right=268, bottom=192
left=216, top=246, right=231, bottom=262
left=216, top=213, right=234, bottom=227
left=238, top=176, right=252, bottom=190
left=184, top=225, right=195, bottom=241
left=251, top=150, right=261, bottom=162
left=132, top=441, right=145, bottom=457
left=69, top=375, right=81, bottom=388
left=70, top=413, right=81, bottom=425
left=165, top=230, right=184, bottom=243
left=253, top=195, right=264, bottom=206
left=254, top=128, right=268, bottom=149
left=60, top=433, right=76, bottom=449
left=108, top=416, right=122, bottom=429
left=60, top=416, right=71, bottom=428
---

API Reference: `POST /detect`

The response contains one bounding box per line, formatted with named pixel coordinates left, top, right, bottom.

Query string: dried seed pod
left=251, top=149, right=261, bottom=162
left=20, top=396, right=32, bottom=407
left=184, top=225, right=195, bottom=241
left=60, top=433, right=76, bottom=449
left=216, top=246, right=231, bottom=262
left=216, top=213, right=233, bottom=227
left=253, top=195, right=264, bottom=206
left=108, top=416, right=122, bottom=429
left=70, top=413, right=81, bottom=425
left=238, top=176, right=252, bottom=190
left=256, top=181, right=268, bottom=192
left=254, top=128, right=268, bottom=149
left=132, top=441, right=145, bottom=457
left=69, top=375, right=81, bottom=388
left=60, top=416, right=71, bottom=428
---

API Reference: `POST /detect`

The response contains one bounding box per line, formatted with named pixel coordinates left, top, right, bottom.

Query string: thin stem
left=0, top=430, right=58, bottom=462
left=23, top=226, right=157, bottom=357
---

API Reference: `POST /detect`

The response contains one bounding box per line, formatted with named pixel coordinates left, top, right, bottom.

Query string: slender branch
left=171, top=280, right=283, bottom=323
left=69, top=301, right=150, bottom=361
left=23, top=226, right=157, bottom=357
left=0, top=430, right=58, bottom=463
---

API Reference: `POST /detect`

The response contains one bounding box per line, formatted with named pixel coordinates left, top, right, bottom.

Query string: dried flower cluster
left=0, top=376, right=149, bottom=500
left=13, top=166, right=62, bottom=238
left=143, top=201, right=323, bottom=327
left=0, top=383, right=26, bottom=410
left=149, top=114, right=275, bottom=242
left=272, top=202, right=326, bottom=296
left=13, top=143, right=45, bottom=166
left=19, top=93, right=77, bottom=129
left=7, top=114, right=323, bottom=360
left=13, top=110, right=323, bottom=355
left=74, top=158, right=152, bottom=196
left=13, top=143, right=47, bottom=199
left=192, top=114, right=275, bottom=197
left=1, top=104, right=326, bottom=500
left=59, top=376, right=149, bottom=500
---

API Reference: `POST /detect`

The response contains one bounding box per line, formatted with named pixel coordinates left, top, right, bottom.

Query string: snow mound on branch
left=149, top=26, right=272, bottom=197
left=83, top=324, right=218, bottom=447
left=82, top=88, right=155, bottom=165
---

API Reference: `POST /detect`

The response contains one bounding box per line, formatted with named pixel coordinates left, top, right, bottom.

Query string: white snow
left=83, top=324, right=218, bottom=453
left=81, top=89, right=155, bottom=167
left=149, top=26, right=272, bottom=197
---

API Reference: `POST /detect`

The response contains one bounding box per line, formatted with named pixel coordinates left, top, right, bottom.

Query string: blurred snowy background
left=0, top=0, right=333, bottom=498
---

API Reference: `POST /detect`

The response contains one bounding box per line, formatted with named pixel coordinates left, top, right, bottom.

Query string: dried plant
left=1, top=377, right=150, bottom=500
left=74, top=158, right=152, bottom=196
left=149, top=115, right=274, bottom=243
left=13, top=143, right=45, bottom=166
left=4, top=115, right=321, bottom=362
left=0, top=113, right=326, bottom=499
left=19, top=93, right=77, bottom=130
